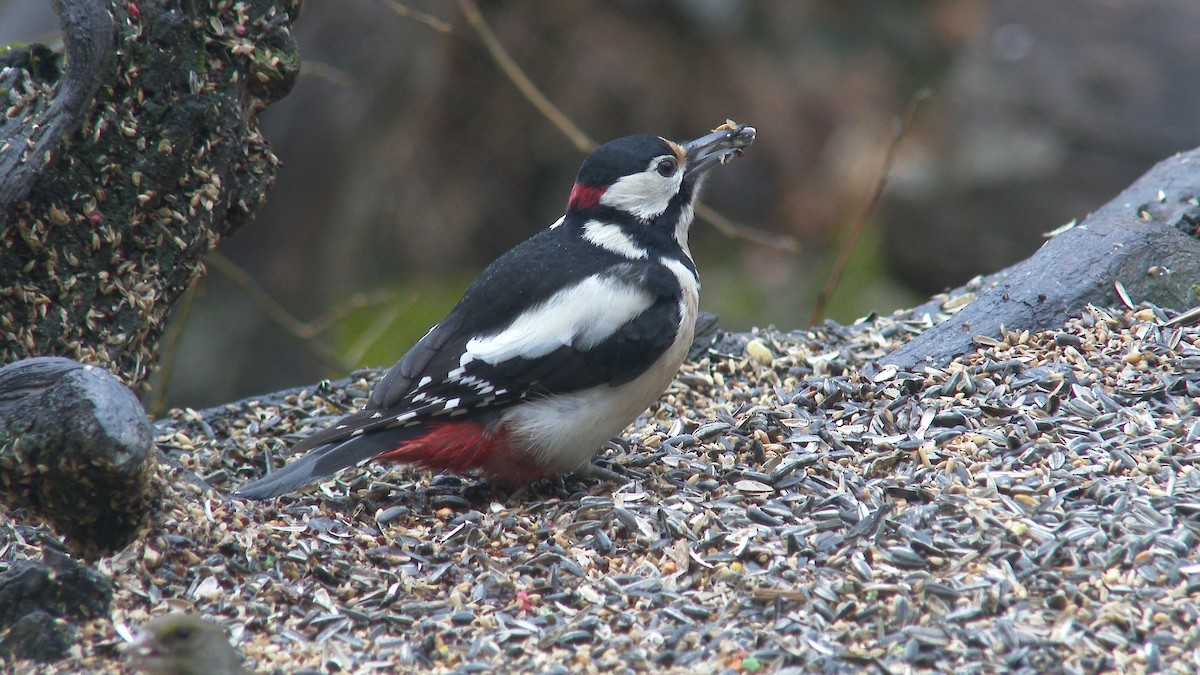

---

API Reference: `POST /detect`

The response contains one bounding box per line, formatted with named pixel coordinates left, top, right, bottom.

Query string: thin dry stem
left=809, top=89, right=929, bottom=326
left=148, top=280, right=200, bottom=416
left=206, top=251, right=351, bottom=373
left=344, top=296, right=413, bottom=367
left=456, top=0, right=794, bottom=250
left=376, top=0, right=453, bottom=33
left=456, top=0, right=595, bottom=153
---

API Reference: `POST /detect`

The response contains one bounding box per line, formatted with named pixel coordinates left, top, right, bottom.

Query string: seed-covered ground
left=8, top=301, right=1200, bottom=673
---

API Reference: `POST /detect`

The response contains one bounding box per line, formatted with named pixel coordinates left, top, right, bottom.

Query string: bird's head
left=127, top=613, right=244, bottom=675
left=563, top=124, right=755, bottom=258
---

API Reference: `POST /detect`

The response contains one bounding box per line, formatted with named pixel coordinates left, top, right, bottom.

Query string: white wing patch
left=599, top=159, right=684, bottom=221
left=465, top=274, right=653, bottom=365
left=582, top=220, right=648, bottom=259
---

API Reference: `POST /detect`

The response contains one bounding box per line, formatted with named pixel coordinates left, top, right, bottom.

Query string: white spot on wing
left=417, top=376, right=432, bottom=388
left=582, top=220, right=648, bottom=259
left=394, top=411, right=417, bottom=424
left=548, top=215, right=566, bottom=230
left=452, top=374, right=496, bottom=396
left=465, top=275, right=653, bottom=364
left=444, top=397, right=460, bottom=410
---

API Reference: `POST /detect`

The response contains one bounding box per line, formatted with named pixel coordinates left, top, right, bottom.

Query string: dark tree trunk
left=0, top=0, right=299, bottom=389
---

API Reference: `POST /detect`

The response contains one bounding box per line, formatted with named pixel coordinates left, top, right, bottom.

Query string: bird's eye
left=655, top=158, right=677, bottom=177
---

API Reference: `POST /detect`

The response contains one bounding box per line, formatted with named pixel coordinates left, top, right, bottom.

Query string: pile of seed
left=6, top=301, right=1200, bottom=673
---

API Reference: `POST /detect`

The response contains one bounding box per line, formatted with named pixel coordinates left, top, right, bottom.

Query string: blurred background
left=4, top=0, right=1199, bottom=410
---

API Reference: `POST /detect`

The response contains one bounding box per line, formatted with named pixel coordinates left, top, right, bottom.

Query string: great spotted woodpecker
left=235, top=124, right=756, bottom=499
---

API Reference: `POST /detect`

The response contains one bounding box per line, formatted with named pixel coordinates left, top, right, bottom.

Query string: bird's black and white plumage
left=235, top=124, right=756, bottom=499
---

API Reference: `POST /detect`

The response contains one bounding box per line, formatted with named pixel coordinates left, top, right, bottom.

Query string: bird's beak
left=682, top=123, right=756, bottom=179
left=128, top=630, right=155, bottom=657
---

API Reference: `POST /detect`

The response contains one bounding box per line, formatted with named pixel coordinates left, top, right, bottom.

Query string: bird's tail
left=233, top=425, right=421, bottom=500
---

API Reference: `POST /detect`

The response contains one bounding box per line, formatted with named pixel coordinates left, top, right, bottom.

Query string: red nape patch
left=568, top=183, right=605, bottom=211
left=375, top=422, right=548, bottom=483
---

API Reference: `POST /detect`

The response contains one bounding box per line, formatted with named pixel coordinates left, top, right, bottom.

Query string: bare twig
left=204, top=252, right=405, bottom=371
left=696, top=203, right=800, bottom=252
left=301, top=60, right=355, bottom=88
left=306, top=288, right=408, bottom=336
left=456, top=0, right=795, bottom=250
left=809, top=89, right=929, bottom=326
left=375, top=0, right=453, bottom=33
left=206, top=251, right=350, bottom=373
left=456, top=0, right=595, bottom=153
left=147, top=279, right=200, bottom=417
left=344, top=295, right=414, bottom=367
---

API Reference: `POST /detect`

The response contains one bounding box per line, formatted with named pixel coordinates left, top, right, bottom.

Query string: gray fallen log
left=882, top=147, right=1200, bottom=371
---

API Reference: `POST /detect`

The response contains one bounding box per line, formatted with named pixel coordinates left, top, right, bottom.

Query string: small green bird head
left=128, top=613, right=245, bottom=675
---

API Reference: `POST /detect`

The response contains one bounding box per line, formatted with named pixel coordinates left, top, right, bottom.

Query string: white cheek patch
left=465, top=275, right=654, bottom=365
left=582, top=220, right=648, bottom=259
left=599, top=169, right=683, bottom=221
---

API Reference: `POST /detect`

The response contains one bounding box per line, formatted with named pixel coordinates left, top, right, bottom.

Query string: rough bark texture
left=882, top=147, right=1200, bottom=371
left=0, top=0, right=299, bottom=389
left=0, top=547, right=112, bottom=663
